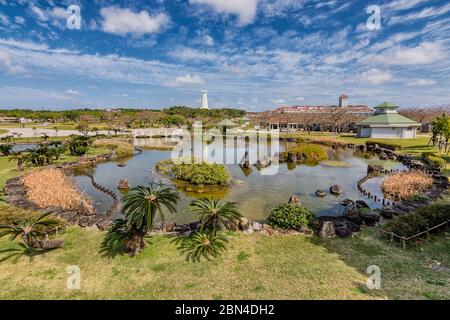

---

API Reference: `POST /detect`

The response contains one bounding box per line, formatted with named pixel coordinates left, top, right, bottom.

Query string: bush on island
left=156, top=159, right=230, bottom=186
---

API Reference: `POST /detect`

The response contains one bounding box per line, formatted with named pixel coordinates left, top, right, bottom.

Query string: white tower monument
left=201, top=90, right=209, bottom=110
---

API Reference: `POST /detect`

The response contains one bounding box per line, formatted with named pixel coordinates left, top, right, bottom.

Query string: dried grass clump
left=381, top=170, right=433, bottom=200
left=22, top=168, right=94, bottom=213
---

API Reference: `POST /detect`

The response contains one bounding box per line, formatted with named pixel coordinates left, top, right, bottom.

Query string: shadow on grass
left=306, top=229, right=450, bottom=300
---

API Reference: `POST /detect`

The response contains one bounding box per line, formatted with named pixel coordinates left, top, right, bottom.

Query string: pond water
left=73, top=138, right=407, bottom=224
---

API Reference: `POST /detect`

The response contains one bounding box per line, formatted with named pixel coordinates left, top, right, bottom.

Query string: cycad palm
left=102, top=183, right=179, bottom=256
left=173, top=231, right=228, bottom=263
left=188, top=198, right=242, bottom=231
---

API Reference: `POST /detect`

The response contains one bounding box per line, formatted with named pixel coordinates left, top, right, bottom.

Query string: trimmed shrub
left=289, top=144, right=328, bottom=162
left=383, top=202, right=450, bottom=238
left=268, top=204, right=316, bottom=230
left=422, top=152, right=446, bottom=169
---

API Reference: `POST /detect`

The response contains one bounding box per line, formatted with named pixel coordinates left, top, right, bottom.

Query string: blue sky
left=0, top=0, right=449, bottom=110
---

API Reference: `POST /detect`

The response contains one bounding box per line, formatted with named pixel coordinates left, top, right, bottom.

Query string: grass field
left=0, top=226, right=448, bottom=300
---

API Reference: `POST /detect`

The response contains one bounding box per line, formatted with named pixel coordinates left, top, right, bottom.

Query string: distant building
left=339, top=94, right=349, bottom=108
left=201, top=90, right=209, bottom=110
left=356, top=102, right=421, bottom=139
left=261, top=94, right=373, bottom=132
left=0, top=117, right=19, bottom=123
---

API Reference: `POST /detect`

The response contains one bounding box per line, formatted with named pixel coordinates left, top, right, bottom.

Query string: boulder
left=118, top=179, right=130, bottom=190
left=239, top=218, right=250, bottom=231
left=164, top=221, right=176, bottom=233
left=359, top=210, right=381, bottom=226
left=288, top=195, right=302, bottom=206
left=367, top=165, right=384, bottom=176
left=252, top=222, right=263, bottom=232
left=333, top=222, right=353, bottom=238
left=340, top=199, right=354, bottom=207
left=318, top=221, right=335, bottom=238
left=226, top=221, right=238, bottom=232
left=355, top=200, right=370, bottom=209
left=379, top=152, right=388, bottom=161
left=330, top=185, right=343, bottom=195
left=315, top=190, right=327, bottom=198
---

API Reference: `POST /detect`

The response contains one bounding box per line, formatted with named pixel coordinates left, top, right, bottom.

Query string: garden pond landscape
left=68, top=137, right=408, bottom=224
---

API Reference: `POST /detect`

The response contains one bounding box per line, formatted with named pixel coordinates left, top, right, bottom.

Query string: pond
left=73, top=138, right=407, bottom=224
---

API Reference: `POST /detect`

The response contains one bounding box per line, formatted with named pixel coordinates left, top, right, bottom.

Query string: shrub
left=0, top=144, right=13, bottom=156
left=381, top=170, right=433, bottom=200
left=383, top=202, right=450, bottom=238
left=0, top=207, right=66, bottom=234
left=156, top=159, right=230, bottom=186
left=268, top=204, right=316, bottom=230
left=422, top=152, right=446, bottom=169
left=289, top=144, right=328, bottom=162
left=366, top=141, right=402, bottom=150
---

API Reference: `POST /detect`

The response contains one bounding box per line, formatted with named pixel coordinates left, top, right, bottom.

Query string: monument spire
left=201, top=90, right=209, bottom=110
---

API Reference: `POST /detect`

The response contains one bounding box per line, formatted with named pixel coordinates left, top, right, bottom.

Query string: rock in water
left=288, top=195, right=302, bottom=205
left=118, top=179, right=130, bottom=190
left=315, top=190, right=327, bottom=198
left=330, top=185, right=343, bottom=195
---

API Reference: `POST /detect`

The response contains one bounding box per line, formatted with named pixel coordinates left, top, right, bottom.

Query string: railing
left=378, top=220, right=450, bottom=249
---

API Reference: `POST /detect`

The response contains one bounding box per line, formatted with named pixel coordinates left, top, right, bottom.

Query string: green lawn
left=0, top=226, right=448, bottom=300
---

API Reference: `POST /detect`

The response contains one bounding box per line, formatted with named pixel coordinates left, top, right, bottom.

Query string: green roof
left=374, top=102, right=399, bottom=109
left=357, top=113, right=419, bottom=126
left=217, top=119, right=237, bottom=127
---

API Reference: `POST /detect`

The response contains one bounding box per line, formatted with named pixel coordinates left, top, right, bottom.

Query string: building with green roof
left=356, top=102, right=421, bottom=139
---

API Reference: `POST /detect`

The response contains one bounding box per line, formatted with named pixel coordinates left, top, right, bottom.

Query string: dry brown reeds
left=381, top=170, right=433, bottom=200
left=22, top=168, right=95, bottom=213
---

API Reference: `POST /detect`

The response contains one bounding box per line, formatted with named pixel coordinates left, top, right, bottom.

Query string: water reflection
left=73, top=138, right=407, bottom=224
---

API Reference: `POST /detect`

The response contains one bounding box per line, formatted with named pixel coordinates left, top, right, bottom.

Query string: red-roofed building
left=261, top=95, right=373, bottom=132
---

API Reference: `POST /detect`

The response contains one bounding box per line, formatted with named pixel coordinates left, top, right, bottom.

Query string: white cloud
left=14, top=16, right=26, bottom=25
left=0, top=12, right=9, bottom=25
left=389, top=3, right=450, bottom=25
left=0, top=49, right=26, bottom=75
left=170, top=48, right=218, bottom=62
left=190, top=0, right=258, bottom=25
left=30, top=6, right=48, bottom=21
left=170, top=74, right=205, bottom=87
left=406, top=79, right=436, bottom=87
left=204, top=35, right=214, bottom=46
left=65, top=89, right=81, bottom=95
left=360, top=69, right=393, bottom=84
left=374, top=42, right=446, bottom=65
left=100, top=7, right=169, bottom=37
left=383, top=0, right=426, bottom=12
left=272, top=98, right=286, bottom=104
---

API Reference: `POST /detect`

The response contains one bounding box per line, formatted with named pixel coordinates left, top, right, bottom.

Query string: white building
left=339, top=94, right=349, bottom=108
left=201, top=90, right=209, bottom=110
left=356, top=102, right=421, bottom=139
